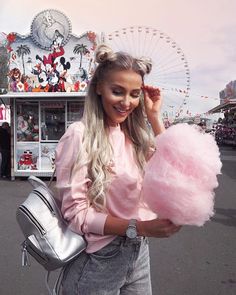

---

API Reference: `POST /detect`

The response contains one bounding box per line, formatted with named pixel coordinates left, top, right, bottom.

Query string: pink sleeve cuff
left=83, top=208, right=108, bottom=235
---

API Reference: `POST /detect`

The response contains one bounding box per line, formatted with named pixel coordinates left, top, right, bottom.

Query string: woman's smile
left=113, top=106, right=131, bottom=116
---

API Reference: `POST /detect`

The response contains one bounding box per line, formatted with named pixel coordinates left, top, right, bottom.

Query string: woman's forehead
left=104, top=69, right=142, bottom=87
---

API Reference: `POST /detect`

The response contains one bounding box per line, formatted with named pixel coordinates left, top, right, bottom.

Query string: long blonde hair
left=74, top=44, right=154, bottom=212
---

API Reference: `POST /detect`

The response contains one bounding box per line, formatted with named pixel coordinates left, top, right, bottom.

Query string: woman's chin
left=106, top=115, right=128, bottom=126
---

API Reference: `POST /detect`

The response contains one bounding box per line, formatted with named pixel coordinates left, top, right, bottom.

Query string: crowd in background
left=213, top=111, right=236, bottom=147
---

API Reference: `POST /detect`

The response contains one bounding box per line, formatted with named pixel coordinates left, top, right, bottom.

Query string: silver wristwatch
left=126, top=219, right=137, bottom=239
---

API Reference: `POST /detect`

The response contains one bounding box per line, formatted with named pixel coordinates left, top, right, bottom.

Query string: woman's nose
left=120, top=95, right=131, bottom=107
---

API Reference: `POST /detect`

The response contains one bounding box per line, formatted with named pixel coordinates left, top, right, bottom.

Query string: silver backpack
left=16, top=176, right=86, bottom=294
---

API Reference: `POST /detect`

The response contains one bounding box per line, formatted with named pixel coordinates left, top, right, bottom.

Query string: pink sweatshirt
left=55, top=121, right=156, bottom=253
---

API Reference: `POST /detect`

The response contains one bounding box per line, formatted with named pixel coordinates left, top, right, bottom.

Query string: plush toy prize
left=142, top=123, right=222, bottom=226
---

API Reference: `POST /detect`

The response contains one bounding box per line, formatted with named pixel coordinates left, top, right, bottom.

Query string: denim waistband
left=114, top=235, right=148, bottom=246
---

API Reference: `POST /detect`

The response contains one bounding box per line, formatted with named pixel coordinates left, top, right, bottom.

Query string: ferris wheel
left=103, top=26, right=191, bottom=116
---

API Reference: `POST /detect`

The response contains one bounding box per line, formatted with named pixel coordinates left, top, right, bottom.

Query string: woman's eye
left=112, top=89, right=141, bottom=98
left=131, top=93, right=141, bottom=98
left=112, top=90, right=123, bottom=96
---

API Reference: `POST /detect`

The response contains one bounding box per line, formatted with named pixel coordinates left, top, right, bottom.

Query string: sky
left=1, top=0, right=236, bottom=118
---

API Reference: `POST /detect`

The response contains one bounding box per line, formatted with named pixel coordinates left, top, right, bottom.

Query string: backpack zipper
left=19, top=205, right=46, bottom=236
left=22, top=240, right=48, bottom=264
left=33, top=189, right=56, bottom=215
left=21, top=241, right=31, bottom=266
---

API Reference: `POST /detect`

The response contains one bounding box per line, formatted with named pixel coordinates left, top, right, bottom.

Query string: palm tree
left=73, top=44, right=89, bottom=68
left=16, top=45, right=31, bottom=75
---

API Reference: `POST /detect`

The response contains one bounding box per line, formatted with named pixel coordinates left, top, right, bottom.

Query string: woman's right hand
left=137, top=218, right=182, bottom=238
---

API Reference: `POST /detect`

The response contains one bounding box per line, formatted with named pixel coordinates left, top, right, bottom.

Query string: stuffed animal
left=9, top=68, right=22, bottom=92
left=18, top=150, right=37, bottom=170
left=142, top=123, right=222, bottom=226
left=17, top=115, right=30, bottom=140
left=58, top=56, right=71, bottom=92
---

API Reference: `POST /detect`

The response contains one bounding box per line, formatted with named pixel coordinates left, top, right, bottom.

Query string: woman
left=55, top=44, right=181, bottom=294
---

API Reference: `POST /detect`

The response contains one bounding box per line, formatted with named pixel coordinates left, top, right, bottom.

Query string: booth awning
left=208, top=99, right=236, bottom=113
left=0, top=91, right=86, bottom=105
left=0, top=91, right=86, bottom=98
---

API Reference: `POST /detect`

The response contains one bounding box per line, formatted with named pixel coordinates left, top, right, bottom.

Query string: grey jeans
left=61, top=236, right=152, bottom=295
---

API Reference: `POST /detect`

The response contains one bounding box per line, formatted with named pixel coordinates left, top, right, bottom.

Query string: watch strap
left=129, top=219, right=137, bottom=228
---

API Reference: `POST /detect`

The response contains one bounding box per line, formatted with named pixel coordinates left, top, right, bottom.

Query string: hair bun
left=95, top=44, right=115, bottom=64
left=136, top=57, right=153, bottom=74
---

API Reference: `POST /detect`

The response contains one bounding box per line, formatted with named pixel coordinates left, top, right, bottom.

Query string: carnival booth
left=0, top=9, right=97, bottom=178
left=209, top=80, right=236, bottom=146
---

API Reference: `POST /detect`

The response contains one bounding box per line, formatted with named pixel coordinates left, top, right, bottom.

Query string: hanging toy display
left=142, top=124, right=222, bottom=226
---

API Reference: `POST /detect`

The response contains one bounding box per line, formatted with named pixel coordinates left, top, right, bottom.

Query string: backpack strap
left=45, top=272, right=53, bottom=295
left=53, top=267, right=65, bottom=295
left=48, top=168, right=56, bottom=188
left=45, top=267, right=65, bottom=295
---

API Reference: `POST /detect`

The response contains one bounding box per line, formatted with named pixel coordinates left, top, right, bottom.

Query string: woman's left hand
left=142, top=85, right=165, bottom=136
left=142, top=85, right=163, bottom=121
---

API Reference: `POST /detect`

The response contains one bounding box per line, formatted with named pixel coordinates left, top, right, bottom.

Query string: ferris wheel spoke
left=141, top=28, right=153, bottom=57
left=155, top=63, right=187, bottom=74
left=154, top=51, right=181, bottom=67
left=145, top=34, right=163, bottom=57
left=155, top=53, right=187, bottom=69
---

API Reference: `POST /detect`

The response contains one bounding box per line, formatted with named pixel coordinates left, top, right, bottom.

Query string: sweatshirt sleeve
left=55, top=122, right=108, bottom=236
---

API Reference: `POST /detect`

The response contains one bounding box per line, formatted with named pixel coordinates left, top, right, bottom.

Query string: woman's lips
left=114, top=106, right=130, bottom=116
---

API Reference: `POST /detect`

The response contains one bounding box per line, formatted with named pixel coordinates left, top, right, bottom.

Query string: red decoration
left=87, top=31, right=96, bottom=43
left=7, top=33, right=16, bottom=43
left=74, top=81, right=80, bottom=92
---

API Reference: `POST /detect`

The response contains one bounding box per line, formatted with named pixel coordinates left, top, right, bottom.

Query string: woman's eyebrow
left=110, top=84, right=124, bottom=89
left=111, top=84, right=141, bottom=92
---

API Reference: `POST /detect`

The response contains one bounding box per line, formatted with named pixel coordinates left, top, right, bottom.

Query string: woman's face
left=97, top=69, right=142, bottom=126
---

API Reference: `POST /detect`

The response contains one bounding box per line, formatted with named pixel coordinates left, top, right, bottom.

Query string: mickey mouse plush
left=58, top=56, right=71, bottom=92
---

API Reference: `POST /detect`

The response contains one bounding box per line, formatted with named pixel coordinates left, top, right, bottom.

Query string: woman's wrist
left=104, top=216, right=149, bottom=237
left=148, top=114, right=165, bottom=136
left=137, top=220, right=147, bottom=236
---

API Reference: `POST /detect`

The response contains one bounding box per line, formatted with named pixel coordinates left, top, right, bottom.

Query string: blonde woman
left=55, top=44, right=181, bottom=294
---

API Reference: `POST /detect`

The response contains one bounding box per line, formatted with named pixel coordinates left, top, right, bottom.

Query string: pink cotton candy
left=143, top=123, right=222, bottom=226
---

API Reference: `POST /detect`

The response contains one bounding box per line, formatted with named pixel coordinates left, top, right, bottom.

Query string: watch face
left=126, top=227, right=137, bottom=239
